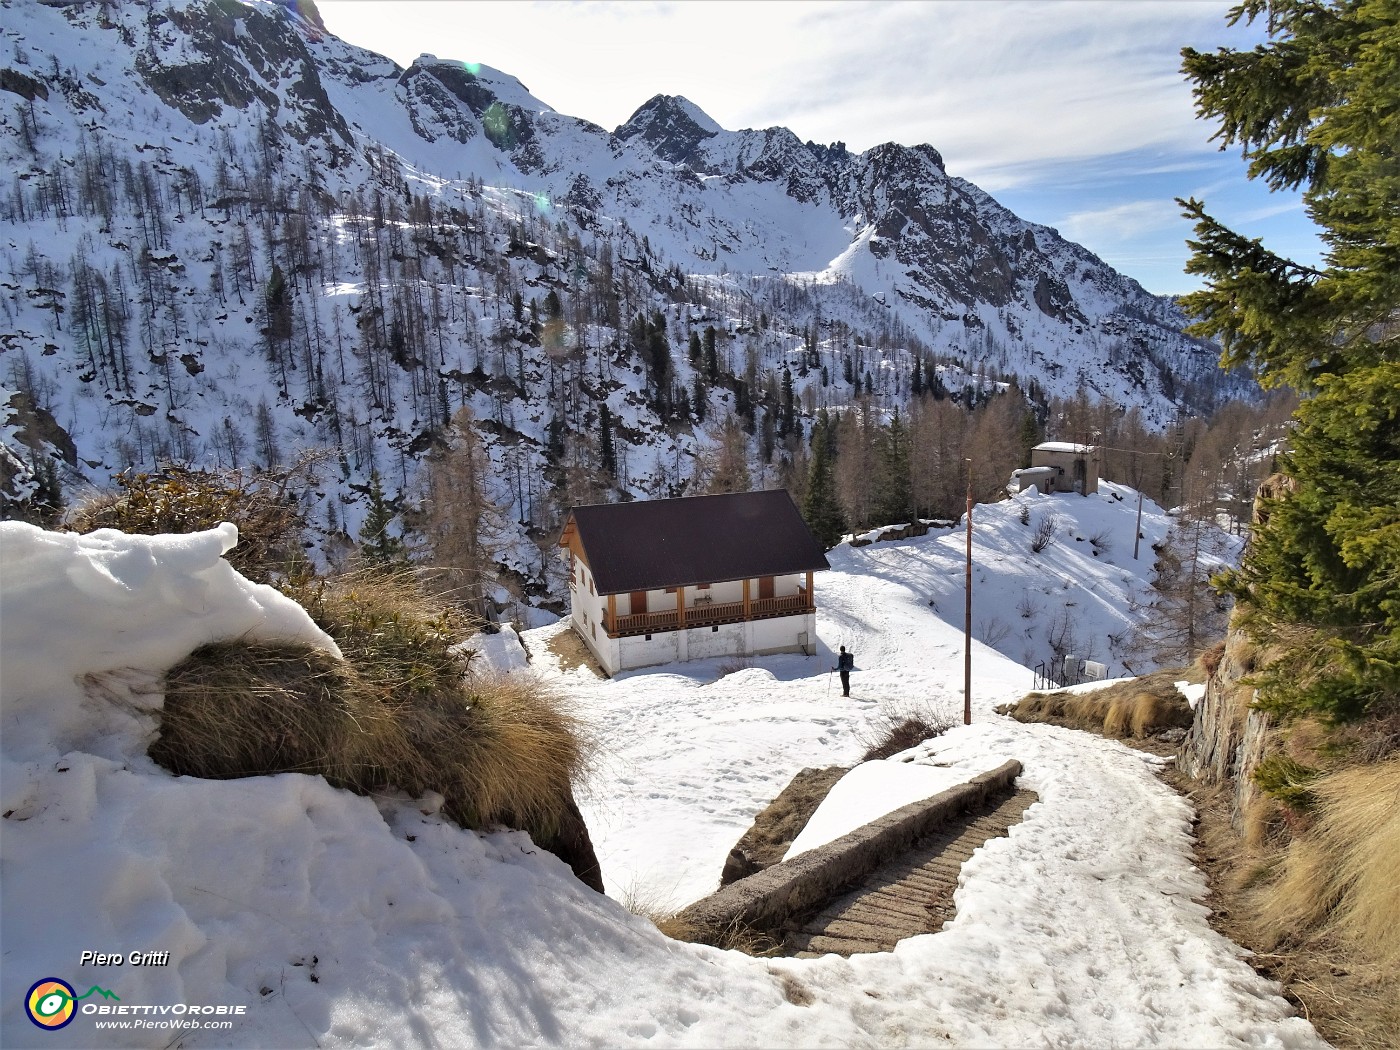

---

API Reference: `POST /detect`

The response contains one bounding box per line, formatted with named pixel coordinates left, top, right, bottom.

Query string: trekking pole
left=826, top=669, right=832, bottom=697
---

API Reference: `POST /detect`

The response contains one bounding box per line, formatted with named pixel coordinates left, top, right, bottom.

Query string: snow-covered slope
left=1, top=515, right=1313, bottom=1049
left=561, top=480, right=1240, bottom=907
left=0, top=0, right=1252, bottom=618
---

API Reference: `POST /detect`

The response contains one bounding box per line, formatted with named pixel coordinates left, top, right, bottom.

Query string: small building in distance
left=1010, top=441, right=1101, bottom=496
left=558, top=489, right=830, bottom=676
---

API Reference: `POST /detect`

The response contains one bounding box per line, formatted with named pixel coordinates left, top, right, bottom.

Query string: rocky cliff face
left=1177, top=476, right=1294, bottom=828
left=1177, top=628, right=1271, bottom=830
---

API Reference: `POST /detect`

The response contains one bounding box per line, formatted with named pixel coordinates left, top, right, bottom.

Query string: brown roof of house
left=564, top=489, right=830, bottom=595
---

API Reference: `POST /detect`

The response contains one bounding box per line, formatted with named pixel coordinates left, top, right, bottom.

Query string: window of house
left=591, top=621, right=596, bottom=639
left=712, top=625, right=719, bottom=633
left=645, top=633, right=652, bottom=641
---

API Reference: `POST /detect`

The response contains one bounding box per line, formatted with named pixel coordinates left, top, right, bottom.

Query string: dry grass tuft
left=1001, top=670, right=1192, bottom=742
left=1201, top=640, right=1227, bottom=677
left=858, top=701, right=957, bottom=760
left=1101, top=697, right=1132, bottom=737
left=156, top=568, right=590, bottom=843
left=1129, top=691, right=1192, bottom=736
left=621, top=881, right=785, bottom=956
left=657, top=913, right=784, bottom=956
left=1255, top=759, right=1400, bottom=969
left=155, top=643, right=387, bottom=785
left=1242, top=791, right=1288, bottom=853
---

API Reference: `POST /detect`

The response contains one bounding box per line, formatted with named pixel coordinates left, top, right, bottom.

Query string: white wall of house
left=686, top=622, right=745, bottom=661
left=610, top=612, right=816, bottom=674
left=750, top=611, right=816, bottom=656
left=617, top=630, right=680, bottom=671
left=568, top=560, right=621, bottom=674
left=567, top=564, right=818, bottom=677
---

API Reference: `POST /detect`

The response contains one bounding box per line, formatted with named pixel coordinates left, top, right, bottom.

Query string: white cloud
left=317, top=1, right=1251, bottom=173
left=1056, top=199, right=1185, bottom=246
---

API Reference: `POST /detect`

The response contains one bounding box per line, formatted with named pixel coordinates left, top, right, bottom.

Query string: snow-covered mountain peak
left=616, top=93, right=725, bottom=165
left=0, top=0, right=1255, bottom=609
left=408, top=55, right=554, bottom=115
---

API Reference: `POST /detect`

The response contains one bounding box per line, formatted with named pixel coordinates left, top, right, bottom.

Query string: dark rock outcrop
left=720, top=766, right=848, bottom=886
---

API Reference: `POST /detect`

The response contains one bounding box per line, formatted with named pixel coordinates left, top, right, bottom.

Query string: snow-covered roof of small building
left=1034, top=441, right=1095, bottom=454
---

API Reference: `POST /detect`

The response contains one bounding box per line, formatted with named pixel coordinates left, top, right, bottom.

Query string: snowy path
left=522, top=519, right=1325, bottom=1048
left=1, top=516, right=1322, bottom=1049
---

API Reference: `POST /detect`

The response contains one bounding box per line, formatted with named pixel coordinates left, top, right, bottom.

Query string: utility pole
left=1133, top=489, right=1145, bottom=560
left=964, top=457, right=973, bottom=726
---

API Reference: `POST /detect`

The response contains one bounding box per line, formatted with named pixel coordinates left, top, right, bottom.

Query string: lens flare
left=463, top=61, right=481, bottom=75
left=482, top=102, right=510, bottom=146
left=534, top=193, right=551, bottom=216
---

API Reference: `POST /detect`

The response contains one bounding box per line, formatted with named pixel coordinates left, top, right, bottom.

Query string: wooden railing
left=610, top=588, right=811, bottom=637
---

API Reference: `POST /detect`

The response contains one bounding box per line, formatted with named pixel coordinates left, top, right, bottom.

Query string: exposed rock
left=1, top=68, right=48, bottom=102
left=133, top=0, right=349, bottom=145
left=4, top=389, right=77, bottom=466
left=531, top=793, right=605, bottom=894
left=720, top=765, right=848, bottom=885
left=615, top=94, right=721, bottom=167
left=1177, top=474, right=1295, bottom=829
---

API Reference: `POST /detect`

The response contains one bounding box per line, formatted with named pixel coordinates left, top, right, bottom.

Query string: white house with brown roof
left=558, top=489, right=830, bottom=676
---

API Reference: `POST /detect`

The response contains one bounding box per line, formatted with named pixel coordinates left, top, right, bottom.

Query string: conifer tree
left=1180, top=0, right=1399, bottom=723
left=803, top=412, right=846, bottom=549
left=876, top=408, right=913, bottom=524
left=779, top=365, right=795, bottom=437
left=360, top=469, right=405, bottom=565
left=598, top=403, right=617, bottom=480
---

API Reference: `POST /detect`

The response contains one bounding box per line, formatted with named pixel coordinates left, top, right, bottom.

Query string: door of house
left=629, top=590, right=647, bottom=615
left=758, top=576, right=774, bottom=600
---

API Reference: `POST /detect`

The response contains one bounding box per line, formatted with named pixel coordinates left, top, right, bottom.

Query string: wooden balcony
left=609, top=589, right=811, bottom=638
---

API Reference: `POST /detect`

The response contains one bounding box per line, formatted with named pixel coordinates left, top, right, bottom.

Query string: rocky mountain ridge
left=1, top=0, right=1244, bottom=611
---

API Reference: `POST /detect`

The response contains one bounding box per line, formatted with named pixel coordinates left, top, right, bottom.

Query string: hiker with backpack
left=833, top=645, right=855, bottom=697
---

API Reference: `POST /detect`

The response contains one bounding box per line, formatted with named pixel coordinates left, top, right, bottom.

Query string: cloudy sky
left=315, top=0, right=1322, bottom=296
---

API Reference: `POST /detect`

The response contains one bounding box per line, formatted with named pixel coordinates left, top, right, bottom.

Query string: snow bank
left=0, top=525, right=811, bottom=1049
left=456, top=623, right=530, bottom=673
left=0, top=522, right=338, bottom=766
left=1178, top=679, right=1208, bottom=709
left=784, top=756, right=1005, bottom=860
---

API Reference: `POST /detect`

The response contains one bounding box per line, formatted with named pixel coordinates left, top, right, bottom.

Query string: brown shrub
left=1128, top=691, right=1194, bottom=736
left=1101, top=697, right=1132, bottom=737
left=1000, top=670, right=1192, bottom=741
left=1255, top=759, right=1400, bottom=969
left=1201, top=640, right=1226, bottom=678
left=650, top=911, right=783, bottom=957
left=155, top=569, right=590, bottom=844
left=858, top=701, right=957, bottom=760
left=67, top=463, right=317, bottom=585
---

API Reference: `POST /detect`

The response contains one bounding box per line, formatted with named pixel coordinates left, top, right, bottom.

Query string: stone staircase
left=674, top=760, right=1036, bottom=957
left=786, top=788, right=1039, bottom=956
